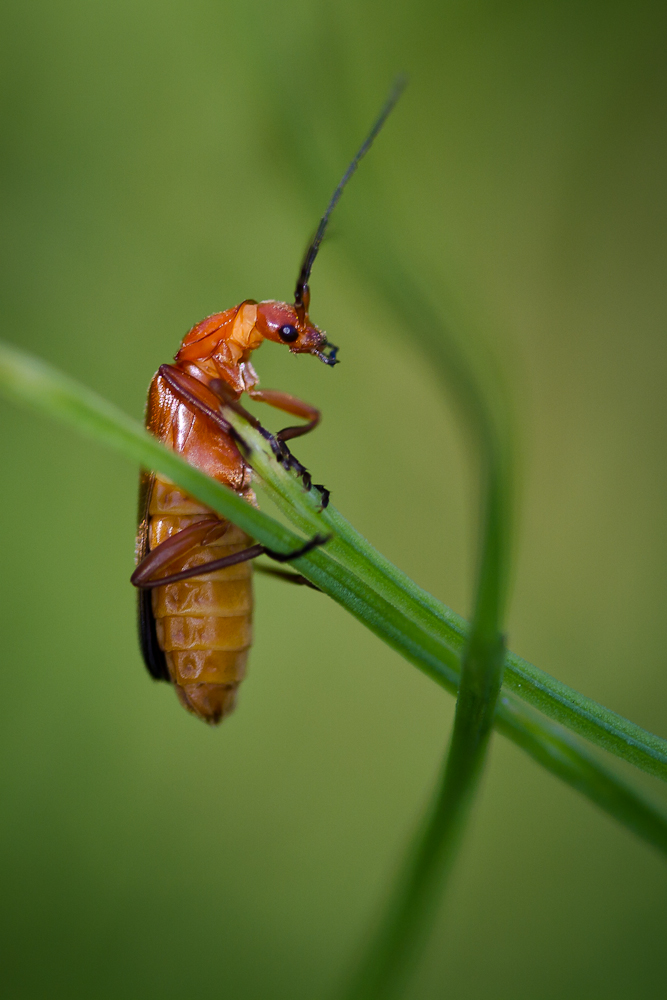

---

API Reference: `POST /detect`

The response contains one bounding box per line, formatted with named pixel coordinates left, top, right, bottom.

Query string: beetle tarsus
left=314, top=485, right=330, bottom=509
left=264, top=533, right=331, bottom=563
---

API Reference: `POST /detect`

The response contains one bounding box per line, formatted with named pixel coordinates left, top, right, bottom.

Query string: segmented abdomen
left=148, top=477, right=254, bottom=723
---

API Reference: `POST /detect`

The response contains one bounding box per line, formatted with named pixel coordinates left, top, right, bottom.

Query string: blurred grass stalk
left=267, top=86, right=667, bottom=786
left=1, top=339, right=667, bottom=996
left=336, top=428, right=510, bottom=994
left=226, top=411, right=667, bottom=798
left=1, top=342, right=665, bottom=806
left=331, top=167, right=665, bottom=987
left=325, top=165, right=516, bottom=991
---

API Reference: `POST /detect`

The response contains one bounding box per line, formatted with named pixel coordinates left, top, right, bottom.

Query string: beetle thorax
left=227, top=302, right=263, bottom=362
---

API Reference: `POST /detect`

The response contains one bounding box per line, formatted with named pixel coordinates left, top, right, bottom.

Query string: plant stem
left=0, top=340, right=666, bottom=862
left=344, top=583, right=507, bottom=1000
left=227, top=410, right=667, bottom=784
left=338, top=285, right=512, bottom=994
left=496, top=694, right=667, bottom=853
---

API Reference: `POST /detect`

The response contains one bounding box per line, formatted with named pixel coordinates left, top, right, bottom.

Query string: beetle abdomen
left=148, top=478, right=254, bottom=724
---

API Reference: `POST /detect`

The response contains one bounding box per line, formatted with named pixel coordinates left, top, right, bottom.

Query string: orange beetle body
left=133, top=83, right=404, bottom=724
left=135, top=299, right=333, bottom=724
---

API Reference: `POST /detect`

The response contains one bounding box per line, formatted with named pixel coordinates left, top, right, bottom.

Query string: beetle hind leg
left=254, top=564, right=321, bottom=590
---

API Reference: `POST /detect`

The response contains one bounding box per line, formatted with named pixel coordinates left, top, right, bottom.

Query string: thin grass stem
left=226, top=410, right=667, bottom=783
left=0, top=340, right=665, bottom=863
left=335, top=263, right=513, bottom=992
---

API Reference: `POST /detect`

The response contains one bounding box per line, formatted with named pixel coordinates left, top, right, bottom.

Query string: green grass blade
left=0, top=340, right=666, bottom=864
left=336, top=267, right=513, bottom=993
left=496, top=695, right=667, bottom=854
left=226, top=411, right=667, bottom=783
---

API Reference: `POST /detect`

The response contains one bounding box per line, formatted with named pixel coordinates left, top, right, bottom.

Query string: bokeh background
left=1, top=1, right=666, bottom=997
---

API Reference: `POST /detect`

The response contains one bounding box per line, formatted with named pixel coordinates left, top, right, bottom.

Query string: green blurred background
left=1, top=1, right=666, bottom=997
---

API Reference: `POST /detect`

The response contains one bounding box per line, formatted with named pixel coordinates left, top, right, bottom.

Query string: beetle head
left=255, top=300, right=338, bottom=366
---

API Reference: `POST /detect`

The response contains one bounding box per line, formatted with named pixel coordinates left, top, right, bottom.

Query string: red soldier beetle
left=132, top=81, right=405, bottom=724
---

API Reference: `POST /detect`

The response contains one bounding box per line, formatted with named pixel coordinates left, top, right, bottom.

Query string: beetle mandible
left=132, top=82, right=404, bottom=724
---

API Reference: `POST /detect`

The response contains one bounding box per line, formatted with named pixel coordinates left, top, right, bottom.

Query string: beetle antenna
left=294, top=76, right=406, bottom=310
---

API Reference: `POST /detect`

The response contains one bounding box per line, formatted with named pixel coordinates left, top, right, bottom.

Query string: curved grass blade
left=225, top=409, right=667, bottom=783
left=0, top=340, right=665, bottom=865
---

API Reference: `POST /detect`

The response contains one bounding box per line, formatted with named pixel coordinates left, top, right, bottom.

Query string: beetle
left=132, top=82, right=404, bottom=724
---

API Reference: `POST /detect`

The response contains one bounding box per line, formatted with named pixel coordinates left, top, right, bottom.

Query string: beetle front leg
left=206, top=379, right=328, bottom=503
left=245, top=388, right=329, bottom=502
left=245, top=388, right=321, bottom=442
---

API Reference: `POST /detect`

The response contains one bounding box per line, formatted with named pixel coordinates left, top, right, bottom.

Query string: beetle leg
left=158, top=366, right=328, bottom=507
left=132, top=532, right=330, bottom=590
left=157, top=365, right=245, bottom=445
left=208, top=381, right=320, bottom=442
left=245, top=388, right=328, bottom=500
left=254, top=564, right=322, bottom=591
left=131, top=518, right=229, bottom=587
left=263, top=533, right=330, bottom=562
left=206, top=379, right=328, bottom=505
left=133, top=542, right=265, bottom=589
left=246, top=388, right=320, bottom=442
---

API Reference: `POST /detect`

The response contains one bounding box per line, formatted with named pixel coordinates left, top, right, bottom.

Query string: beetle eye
left=278, top=324, right=299, bottom=343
